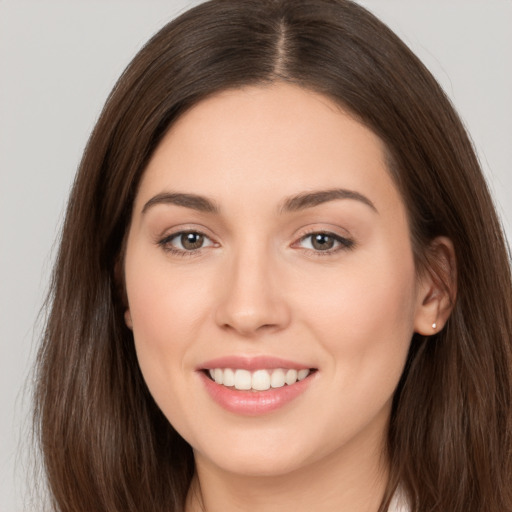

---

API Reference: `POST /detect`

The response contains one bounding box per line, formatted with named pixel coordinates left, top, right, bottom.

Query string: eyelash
left=158, top=231, right=215, bottom=257
left=295, top=229, right=355, bottom=255
left=157, top=230, right=355, bottom=257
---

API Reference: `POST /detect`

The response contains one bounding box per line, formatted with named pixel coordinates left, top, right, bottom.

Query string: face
left=124, top=83, right=431, bottom=478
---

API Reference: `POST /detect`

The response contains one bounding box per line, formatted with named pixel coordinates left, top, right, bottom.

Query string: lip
left=197, top=356, right=317, bottom=416
left=198, top=355, right=312, bottom=371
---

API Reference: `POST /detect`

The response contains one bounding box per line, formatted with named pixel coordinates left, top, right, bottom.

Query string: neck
left=186, top=420, right=389, bottom=512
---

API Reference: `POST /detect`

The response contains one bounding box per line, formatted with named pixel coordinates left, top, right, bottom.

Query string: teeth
left=223, top=368, right=235, bottom=387
left=251, top=370, right=271, bottom=391
left=285, top=369, right=298, bottom=385
left=298, top=369, right=310, bottom=381
left=207, top=368, right=311, bottom=391
left=270, top=369, right=286, bottom=388
left=234, top=369, right=252, bottom=390
left=214, top=368, right=223, bottom=385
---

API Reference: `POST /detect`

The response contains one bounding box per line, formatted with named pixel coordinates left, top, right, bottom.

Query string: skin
left=123, top=83, right=452, bottom=512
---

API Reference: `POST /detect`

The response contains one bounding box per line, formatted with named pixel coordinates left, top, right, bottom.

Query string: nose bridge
left=214, top=235, right=290, bottom=336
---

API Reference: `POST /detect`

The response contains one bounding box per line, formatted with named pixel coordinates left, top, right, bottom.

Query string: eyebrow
left=142, top=192, right=220, bottom=214
left=281, top=188, right=378, bottom=214
left=141, top=188, right=377, bottom=215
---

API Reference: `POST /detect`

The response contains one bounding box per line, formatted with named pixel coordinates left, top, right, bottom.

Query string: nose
left=214, top=245, right=291, bottom=337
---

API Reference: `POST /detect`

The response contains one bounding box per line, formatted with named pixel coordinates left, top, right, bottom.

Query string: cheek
left=126, top=238, right=210, bottom=326
left=298, top=251, right=416, bottom=335
left=123, top=247, right=206, bottom=390
left=124, top=256, right=216, bottom=443
left=295, top=243, right=417, bottom=397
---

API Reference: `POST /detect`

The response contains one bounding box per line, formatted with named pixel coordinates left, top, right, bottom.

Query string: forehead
left=135, top=83, right=403, bottom=219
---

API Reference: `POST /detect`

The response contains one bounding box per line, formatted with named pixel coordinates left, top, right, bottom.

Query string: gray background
left=1, top=1, right=511, bottom=510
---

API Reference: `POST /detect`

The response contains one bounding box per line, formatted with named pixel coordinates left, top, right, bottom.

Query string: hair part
left=34, top=1, right=512, bottom=511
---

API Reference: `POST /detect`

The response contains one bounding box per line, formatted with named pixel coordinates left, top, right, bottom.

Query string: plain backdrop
left=1, top=1, right=511, bottom=510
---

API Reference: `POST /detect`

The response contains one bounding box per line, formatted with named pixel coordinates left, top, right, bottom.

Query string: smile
left=198, top=357, right=318, bottom=415
left=207, top=368, right=311, bottom=391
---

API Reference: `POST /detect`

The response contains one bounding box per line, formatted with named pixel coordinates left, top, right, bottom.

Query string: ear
left=124, top=309, right=133, bottom=330
left=114, top=258, right=133, bottom=330
left=414, top=236, right=457, bottom=335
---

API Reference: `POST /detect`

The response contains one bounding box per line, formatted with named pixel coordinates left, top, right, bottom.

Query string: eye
left=297, top=232, right=354, bottom=253
left=159, top=231, right=214, bottom=254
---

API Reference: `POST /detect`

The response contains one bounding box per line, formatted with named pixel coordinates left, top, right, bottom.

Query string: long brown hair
left=34, top=1, right=512, bottom=510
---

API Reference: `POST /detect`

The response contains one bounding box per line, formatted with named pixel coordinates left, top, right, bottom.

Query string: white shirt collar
left=388, top=487, right=410, bottom=512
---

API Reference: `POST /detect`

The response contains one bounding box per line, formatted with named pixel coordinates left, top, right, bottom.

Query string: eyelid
left=292, top=226, right=356, bottom=254
left=156, top=226, right=218, bottom=256
left=170, top=231, right=214, bottom=248
left=154, top=222, right=218, bottom=244
left=154, top=224, right=355, bottom=257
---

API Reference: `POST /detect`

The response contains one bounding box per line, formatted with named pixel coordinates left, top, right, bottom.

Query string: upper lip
left=198, top=355, right=314, bottom=371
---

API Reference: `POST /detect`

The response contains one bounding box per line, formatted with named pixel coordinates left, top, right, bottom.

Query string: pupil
left=182, top=233, right=203, bottom=250
left=312, top=234, right=334, bottom=250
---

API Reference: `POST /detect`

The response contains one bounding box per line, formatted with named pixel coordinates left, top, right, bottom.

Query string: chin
left=200, top=448, right=311, bottom=478
left=191, top=427, right=329, bottom=479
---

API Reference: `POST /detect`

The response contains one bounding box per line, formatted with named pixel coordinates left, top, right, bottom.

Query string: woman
left=33, top=0, right=512, bottom=511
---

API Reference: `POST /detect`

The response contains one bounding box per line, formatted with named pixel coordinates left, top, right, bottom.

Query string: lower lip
left=199, top=371, right=315, bottom=416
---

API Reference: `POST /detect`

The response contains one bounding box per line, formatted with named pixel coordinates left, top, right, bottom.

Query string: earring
left=432, top=322, right=437, bottom=330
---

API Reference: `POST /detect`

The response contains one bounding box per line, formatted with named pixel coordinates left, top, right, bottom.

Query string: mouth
left=198, top=357, right=318, bottom=415
left=203, top=367, right=317, bottom=392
